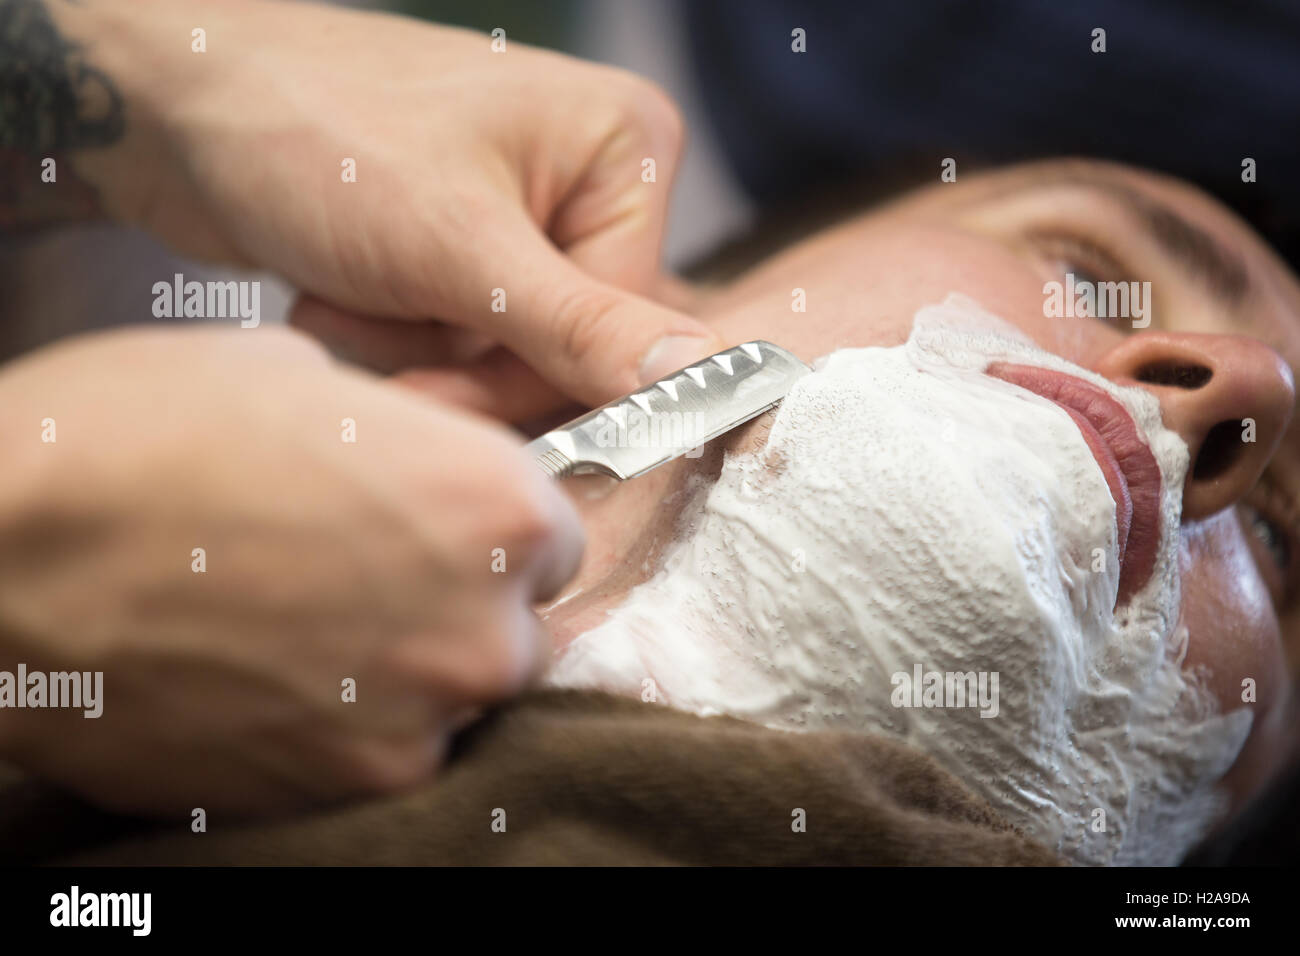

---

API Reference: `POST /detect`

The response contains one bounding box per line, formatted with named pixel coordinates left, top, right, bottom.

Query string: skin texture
left=539, top=160, right=1300, bottom=819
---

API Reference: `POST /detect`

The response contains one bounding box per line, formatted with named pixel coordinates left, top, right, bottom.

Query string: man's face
left=550, top=159, right=1300, bottom=811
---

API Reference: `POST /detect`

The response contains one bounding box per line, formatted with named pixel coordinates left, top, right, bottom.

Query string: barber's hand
left=0, top=326, right=582, bottom=816
left=59, top=0, right=721, bottom=416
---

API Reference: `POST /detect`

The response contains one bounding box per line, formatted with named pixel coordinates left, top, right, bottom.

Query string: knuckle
left=491, top=481, right=573, bottom=559
left=439, top=434, right=576, bottom=563
left=549, top=284, right=625, bottom=370
left=634, top=80, right=686, bottom=152
left=465, top=630, right=534, bottom=699
left=466, top=455, right=583, bottom=597
left=423, top=619, right=535, bottom=703
left=607, top=69, right=684, bottom=149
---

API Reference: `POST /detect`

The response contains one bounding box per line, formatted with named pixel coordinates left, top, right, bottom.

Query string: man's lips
left=985, top=363, right=1162, bottom=605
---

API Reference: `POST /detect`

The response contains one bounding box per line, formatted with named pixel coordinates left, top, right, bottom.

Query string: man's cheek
left=1178, top=513, right=1282, bottom=714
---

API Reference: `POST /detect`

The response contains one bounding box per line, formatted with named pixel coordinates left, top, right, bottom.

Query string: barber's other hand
left=0, top=327, right=582, bottom=816
left=58, top=0, right=722, bottom=408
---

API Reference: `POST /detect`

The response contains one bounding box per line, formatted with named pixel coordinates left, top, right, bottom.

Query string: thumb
left=459, top=210, right=724, bottom=407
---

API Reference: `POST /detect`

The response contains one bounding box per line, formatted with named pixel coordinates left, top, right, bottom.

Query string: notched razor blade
left=523, top=341, right=810, bottom=480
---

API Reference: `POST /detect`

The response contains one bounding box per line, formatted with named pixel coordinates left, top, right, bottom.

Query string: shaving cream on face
left=545, top=293, right=1253, bottom=866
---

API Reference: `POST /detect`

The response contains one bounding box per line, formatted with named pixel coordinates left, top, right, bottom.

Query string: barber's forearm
left=1, top=0, right=121, bottom=227
left=0, top=0, right=215, bottom=231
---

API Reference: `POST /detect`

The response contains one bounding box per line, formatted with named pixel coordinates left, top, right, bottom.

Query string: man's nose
left=1094, top=332, right=1295, bottom=521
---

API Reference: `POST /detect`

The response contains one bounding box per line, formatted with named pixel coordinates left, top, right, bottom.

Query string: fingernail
left=638, top=334, right=719, bottom=386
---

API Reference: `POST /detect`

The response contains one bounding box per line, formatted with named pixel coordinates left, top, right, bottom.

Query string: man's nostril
left=1191, top=420, right=1244, bottom=481
left=1136, top=361, right=1213, bottom=389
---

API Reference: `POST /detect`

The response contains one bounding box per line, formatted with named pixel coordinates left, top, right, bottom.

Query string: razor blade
left=524, top=341, right=810, bottom=480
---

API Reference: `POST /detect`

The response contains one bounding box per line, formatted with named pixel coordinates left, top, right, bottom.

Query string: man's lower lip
left=984, top=362, right=1162, bottom=605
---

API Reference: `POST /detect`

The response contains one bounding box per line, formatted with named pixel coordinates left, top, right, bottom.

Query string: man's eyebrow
left=1004, top=169, right=1253, bottom=306
left=1109, top=182, right=1252, bottom=305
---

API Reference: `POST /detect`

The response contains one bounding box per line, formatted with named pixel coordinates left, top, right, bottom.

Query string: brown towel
left=0, top=690, right=1060, bottom=865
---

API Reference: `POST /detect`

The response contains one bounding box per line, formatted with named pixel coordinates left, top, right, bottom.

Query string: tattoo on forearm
left=1, top=0, right=125, bottom=227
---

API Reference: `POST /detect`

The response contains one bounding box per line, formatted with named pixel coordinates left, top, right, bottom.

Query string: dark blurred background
left=398, top=0, right=1300, bottom=268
